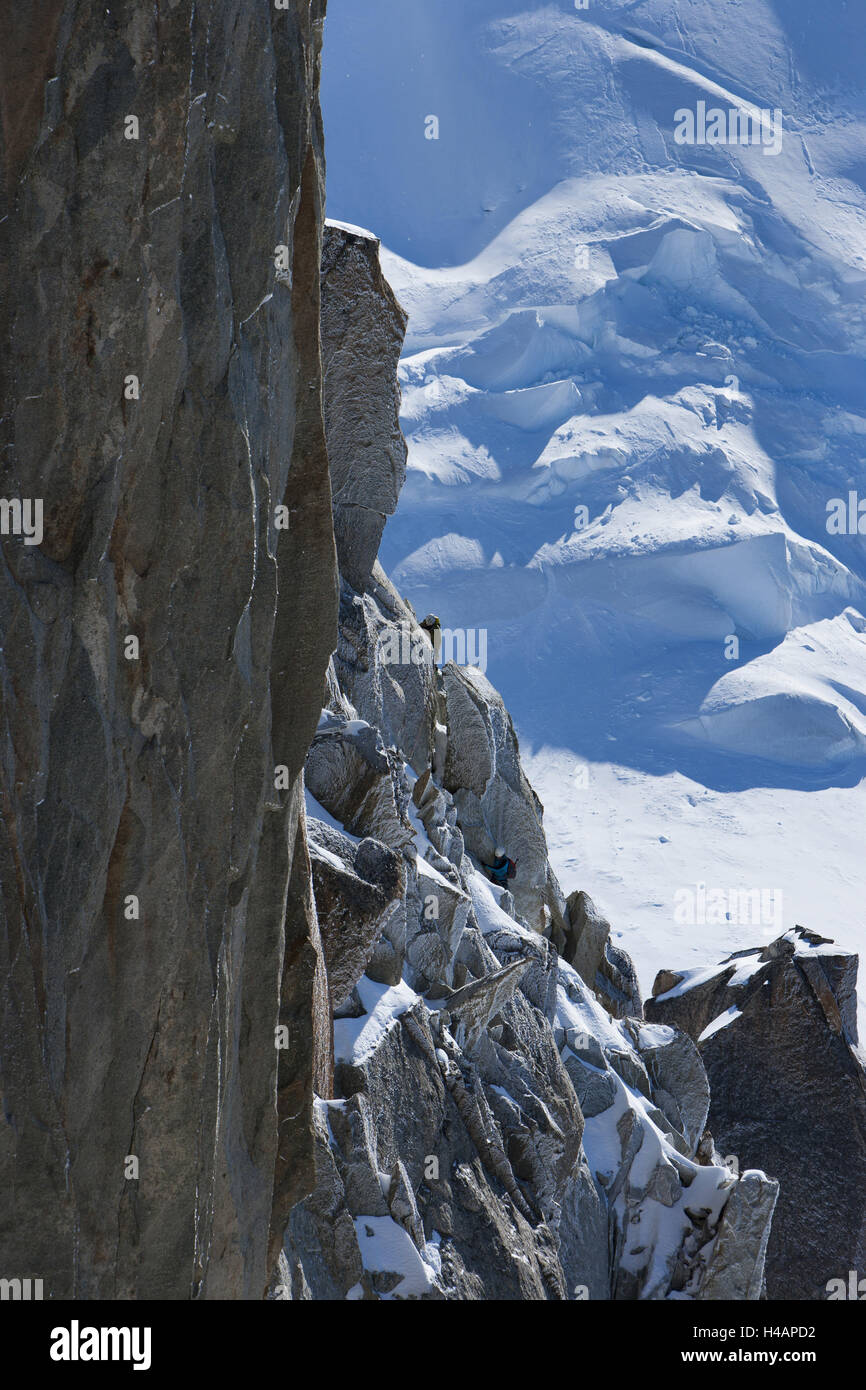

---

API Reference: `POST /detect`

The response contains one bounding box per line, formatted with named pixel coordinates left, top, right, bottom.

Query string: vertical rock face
left=320, top=222, right=408, bottom=594
left=0, top=0, right=336, bottom=1299
left=646, top=928, right=866, bottom=1299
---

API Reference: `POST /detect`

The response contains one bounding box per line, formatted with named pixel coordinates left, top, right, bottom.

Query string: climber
left=485, top=846, right=517, bottom=888
left=420, top=613, right=442, bottom=664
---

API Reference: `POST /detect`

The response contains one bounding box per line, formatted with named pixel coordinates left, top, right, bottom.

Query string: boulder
left=331, top=569, right=441, bottom=776
left=696, top=1171, right=779, bottom=1301
left=481, top=911, right=560, bottom=1023
left=440, top=959, right=530, bottom=1054
left=308, top=825, right=405, bottom=1011
left=412, top=769, right=465, bottom=867
left=647, top=927, right=866, bottom=1299
left=305, top=712, right=414, bottom=849
left=565, top=891, right=642, bottom=1019
left=410, top=856, right=471, bottom=988
left=633, top=1022, right=711, bottom=1156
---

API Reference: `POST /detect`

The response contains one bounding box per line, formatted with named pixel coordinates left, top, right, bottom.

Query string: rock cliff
left=0, top=0, right=334, bottom=1299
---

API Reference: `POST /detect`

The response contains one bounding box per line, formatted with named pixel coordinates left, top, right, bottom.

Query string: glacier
left=321, top=0, right=866, bottom=1032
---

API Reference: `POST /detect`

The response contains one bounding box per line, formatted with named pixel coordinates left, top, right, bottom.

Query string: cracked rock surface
left=0, top=0, right=335, bottom=1300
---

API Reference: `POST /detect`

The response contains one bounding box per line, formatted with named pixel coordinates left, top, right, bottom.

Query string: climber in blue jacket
left=485, top=847, right=516, bottom=887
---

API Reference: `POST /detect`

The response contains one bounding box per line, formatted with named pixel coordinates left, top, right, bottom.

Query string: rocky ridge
left=275, top=223, right=780, bottom=1301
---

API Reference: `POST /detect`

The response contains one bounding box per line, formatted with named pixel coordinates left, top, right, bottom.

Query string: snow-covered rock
left=305, top=711, right=414, bottom=849
left=647, top=926, right=866, bottom=1298
left=442, top=662, right=570, bottom=940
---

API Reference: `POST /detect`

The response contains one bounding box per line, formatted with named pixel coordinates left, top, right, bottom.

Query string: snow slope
left=322, top=0, right=866, bottom=1029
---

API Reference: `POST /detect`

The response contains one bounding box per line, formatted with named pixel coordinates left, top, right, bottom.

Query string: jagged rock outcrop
left=285, top=837, right=779, bottom=1299
left=308, top=820, right=404, bottom=1012
left=290, top=226, right=779, bottom=1301
left=646, top=926, right=866, bottom=1299
left=697, top=1171, right=779, bottom=1301
left=331, top=566, right=440, bottom=776
left=0, top=1, right=335, bottom=1299
left=306, top=711, right=414, bottom=849
left=321, top=222, right=408, bottom=593
left=564, top=890, right=642, bottom=1020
